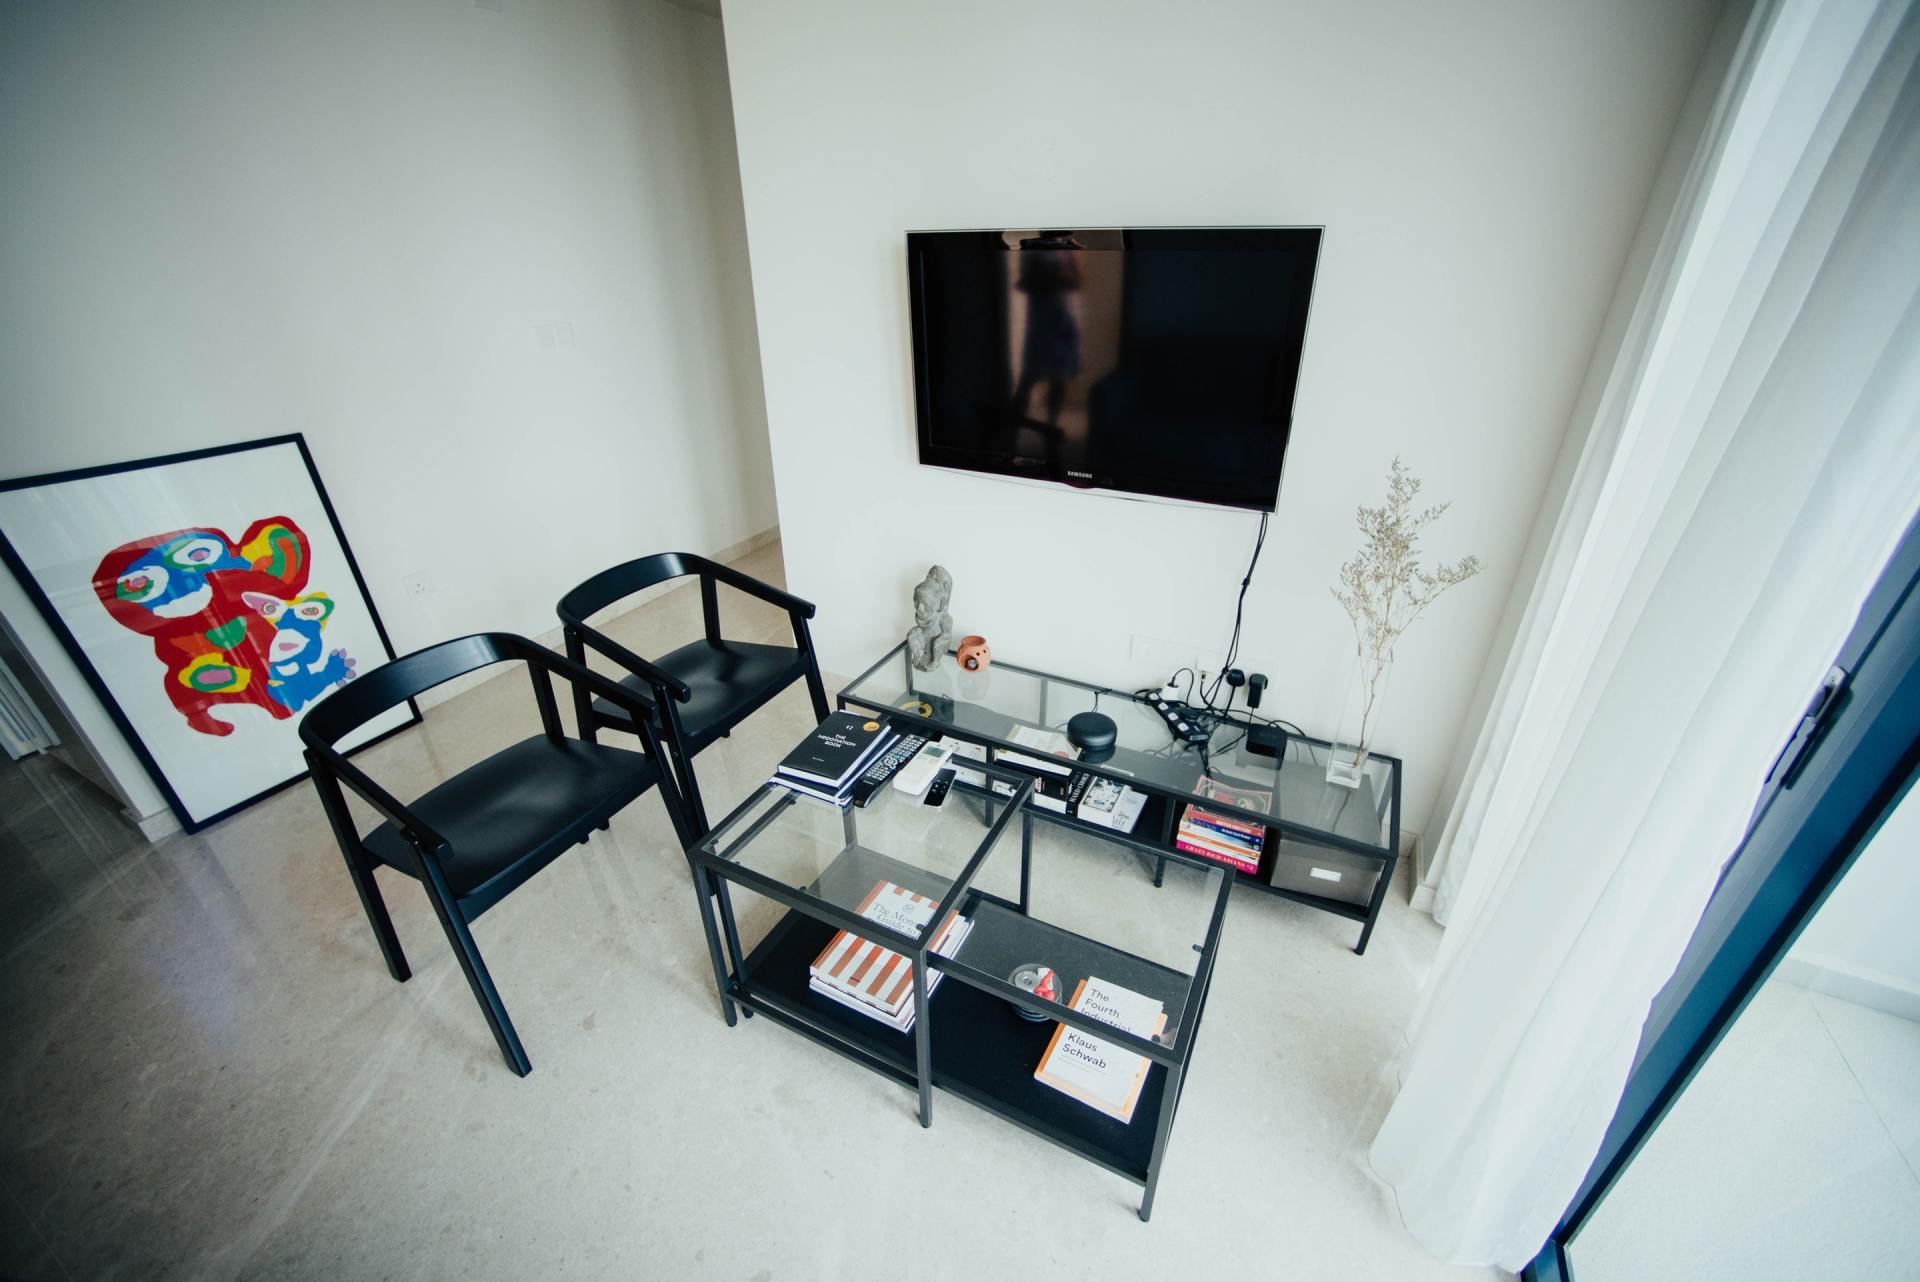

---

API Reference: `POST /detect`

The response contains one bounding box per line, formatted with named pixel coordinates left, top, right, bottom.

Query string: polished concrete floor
left=0, top=545, right=1505, bottom=1281
left=1572, top=976, right=1920, bottom=1281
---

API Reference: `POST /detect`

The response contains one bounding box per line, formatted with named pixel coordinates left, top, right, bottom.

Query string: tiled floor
left=0, top=543, right=1505, bottom=1281
left=1572, top=977, right=1920, bottom=1280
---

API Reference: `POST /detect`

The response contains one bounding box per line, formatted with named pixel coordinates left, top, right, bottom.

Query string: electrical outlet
left=402, top=571, right=431, bottom=600
left=1130, top=633, right=1228, bottom=687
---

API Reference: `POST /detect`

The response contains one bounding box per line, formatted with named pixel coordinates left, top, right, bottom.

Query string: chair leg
left=690, top=865, right=737, bottom=1027
left=671, top=747, right=711, bottom=834
left=802, top=657, right=831, bottom=724
left=424, top=890, right=532, bottom=1077
left=340, top=850, right=410, bottom=982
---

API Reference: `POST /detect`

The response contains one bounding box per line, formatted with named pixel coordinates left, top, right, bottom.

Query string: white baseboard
left=1776, top=952, right=1920, bottom=1023
left=134, top=807, right=181, bottom=843
left=711, top=524, right=781, bottom=564
left=1396, top=829, right=1427, bottom=909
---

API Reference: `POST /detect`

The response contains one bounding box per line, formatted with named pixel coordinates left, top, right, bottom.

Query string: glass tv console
left=839, top=642, right=1403, bottom=954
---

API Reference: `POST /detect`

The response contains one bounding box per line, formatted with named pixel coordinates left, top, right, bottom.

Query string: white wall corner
left=1775, top=953, right=1920, bottom=1025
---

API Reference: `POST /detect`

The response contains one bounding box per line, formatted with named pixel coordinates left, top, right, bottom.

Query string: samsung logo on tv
left=1067, top=471, right=1094, bottom=480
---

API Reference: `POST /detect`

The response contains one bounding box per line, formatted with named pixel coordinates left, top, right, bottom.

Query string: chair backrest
left=301, top=633, right=527, bottom=751
left=557, top=552, right=715, bottom=625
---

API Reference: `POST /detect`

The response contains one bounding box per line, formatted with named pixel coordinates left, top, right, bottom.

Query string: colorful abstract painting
left=92, top=518, right=359, bottom=735
left=0, top=436, right=414, bottom=832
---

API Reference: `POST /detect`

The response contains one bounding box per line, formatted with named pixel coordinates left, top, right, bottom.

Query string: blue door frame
left=1523, top=515, right=1920, bottom=1281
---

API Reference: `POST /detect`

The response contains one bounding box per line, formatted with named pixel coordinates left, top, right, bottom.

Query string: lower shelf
left=1023, top=792, right=1383, bottom=921
left=737, top=907, right=1165, bottom=1184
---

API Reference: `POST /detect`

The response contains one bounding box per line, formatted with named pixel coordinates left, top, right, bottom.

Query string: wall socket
left=1130, top=633, right=1227, bottom=687
left=402, top=571, right=431, bottom=600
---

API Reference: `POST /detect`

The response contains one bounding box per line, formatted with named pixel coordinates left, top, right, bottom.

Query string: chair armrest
left=309, top=745, right=451, bottom=856
left=562, top=623, right=692, bottom=704
left=704, top=562, right=817, bottom=619
left=518, top=638, right=664, bottom=722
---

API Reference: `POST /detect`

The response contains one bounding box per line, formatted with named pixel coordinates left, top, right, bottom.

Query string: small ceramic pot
left=956, top=635, right=991, bottom=671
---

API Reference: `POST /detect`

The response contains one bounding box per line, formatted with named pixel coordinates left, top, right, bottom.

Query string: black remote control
left=922, top=767, right=955, bottom=807
left=850, top=733, right=929, bottom=807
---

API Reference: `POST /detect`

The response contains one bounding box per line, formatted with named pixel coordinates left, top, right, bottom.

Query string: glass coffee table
left=685, top=758, right=1231, bottom=1221
left=839, top=642, right=1403, bottom=953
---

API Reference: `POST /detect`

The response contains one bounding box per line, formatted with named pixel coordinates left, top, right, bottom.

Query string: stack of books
left=808, top=880, right=972, bottom=1033
left=1175, top=804, right=1266, bottom=873
left=1033, top=975, right=1167, bottom=1123
left=959, top=744, right=1148, bottom=835
left=773, top=711, right=897, bottom=806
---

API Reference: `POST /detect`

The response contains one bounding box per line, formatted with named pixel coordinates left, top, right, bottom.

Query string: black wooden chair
left=557, top=553, right=830, bottom=831
left=299, top=633, right=692, bottom=1077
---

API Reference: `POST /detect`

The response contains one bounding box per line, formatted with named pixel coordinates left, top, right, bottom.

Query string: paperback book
left=1007, top=723, right=1077, bottom=761
left=1033, top=976, right=1167, bottom=1123
left=1196, top=772, right=1274, bottom=817
left=1076, top=777, right=1147, bottom=833
left=1176, top=804, right=1266, bottom=874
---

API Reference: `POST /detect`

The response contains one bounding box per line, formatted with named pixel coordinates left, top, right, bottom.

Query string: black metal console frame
left=838, top=642, right=1404, bottom=954
left=684, top=762, right=1234, bottom=1221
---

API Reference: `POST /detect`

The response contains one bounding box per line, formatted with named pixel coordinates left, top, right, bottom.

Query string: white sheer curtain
left=1369, top=0, right=1920, bottom=1268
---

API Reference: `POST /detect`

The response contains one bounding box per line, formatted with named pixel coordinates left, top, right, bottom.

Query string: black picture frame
left=0, top=433, right=420, bottom=833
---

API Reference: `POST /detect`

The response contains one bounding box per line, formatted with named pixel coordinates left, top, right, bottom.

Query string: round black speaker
left=1067, top=710, right=1117, bottom=761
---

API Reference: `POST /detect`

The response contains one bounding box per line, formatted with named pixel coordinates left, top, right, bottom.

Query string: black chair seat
left=302, top=633, right=690, bottom=1077
left=559, top=553, right=829, bottom=832
left=362, top=735, right=658, bottom=909
left=591, top=638, right=803, bottom=749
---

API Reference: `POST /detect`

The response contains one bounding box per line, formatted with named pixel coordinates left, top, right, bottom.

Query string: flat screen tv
left=907, top=227, right=1321, bottom=512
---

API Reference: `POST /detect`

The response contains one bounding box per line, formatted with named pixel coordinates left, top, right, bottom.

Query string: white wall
left=1784, top=785, right=1920, bottom=1022
left=721, top=0, right=1724, bottom=833
left=0, top=0, right=773, bottom=825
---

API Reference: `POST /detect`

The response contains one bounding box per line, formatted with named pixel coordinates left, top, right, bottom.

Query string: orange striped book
left=808, top=881, right=967, bottom=1025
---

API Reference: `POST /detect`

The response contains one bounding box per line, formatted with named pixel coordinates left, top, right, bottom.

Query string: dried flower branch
left=1331, top=457, right=1482, bottom=758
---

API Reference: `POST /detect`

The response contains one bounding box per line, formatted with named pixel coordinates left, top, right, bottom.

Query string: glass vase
left=1327, top=648, right=1392, bottom=789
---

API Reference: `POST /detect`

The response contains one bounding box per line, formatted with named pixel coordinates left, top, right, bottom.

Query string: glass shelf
left=687, top=740, right=1236, bottom=1216
left=840, top=642, right=1398, bottom=857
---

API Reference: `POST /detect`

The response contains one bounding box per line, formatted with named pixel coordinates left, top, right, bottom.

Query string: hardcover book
left=807, top=880, right=971, bottom=1032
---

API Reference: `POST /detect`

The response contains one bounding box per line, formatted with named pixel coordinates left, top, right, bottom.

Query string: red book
left=1177, top=837, right=1259, bottom=873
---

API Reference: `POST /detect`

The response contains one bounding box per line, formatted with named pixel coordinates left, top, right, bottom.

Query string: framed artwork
left=0, top=434, right=418, bottom=832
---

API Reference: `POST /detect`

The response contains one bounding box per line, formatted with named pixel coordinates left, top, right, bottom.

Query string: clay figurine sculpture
left=907, top=565, right=954, bottom=671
